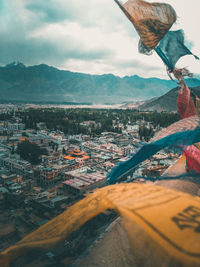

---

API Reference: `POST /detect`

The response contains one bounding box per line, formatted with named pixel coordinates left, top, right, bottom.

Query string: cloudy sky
left=0, top=0, right=200, bottom=78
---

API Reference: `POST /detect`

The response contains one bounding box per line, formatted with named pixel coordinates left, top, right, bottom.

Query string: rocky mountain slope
left=139, top=85, right=200, bottom=112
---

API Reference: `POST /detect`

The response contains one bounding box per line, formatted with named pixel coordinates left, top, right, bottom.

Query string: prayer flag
left=114, top=0, right=176, bottom=53
left=157, top=30, right=199, bottom=70
left=177, top=83, right=198, bottom=119
left=184, top=144, right=200, bottom=173
left=107, top=127, right=200, bottom=184
left=1, top=184, right=200, bottom=267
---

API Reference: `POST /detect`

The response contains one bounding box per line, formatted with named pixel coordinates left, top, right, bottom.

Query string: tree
left=139, top=125, right=154, bottom=141
left=17, top=140, right=47, bottom=165
left=62, top=147, right=66, bottom=154
left=11, top=145, right=15, bottom=154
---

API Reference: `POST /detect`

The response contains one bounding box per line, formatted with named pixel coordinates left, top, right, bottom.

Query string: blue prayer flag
left=156, top=30, right=199, bottom=71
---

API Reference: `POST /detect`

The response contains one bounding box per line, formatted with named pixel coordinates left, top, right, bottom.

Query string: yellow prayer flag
left=1, top=183, right=200, bottom=266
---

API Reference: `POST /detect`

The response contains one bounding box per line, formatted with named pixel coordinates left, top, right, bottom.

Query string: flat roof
left=63, top=171, right=106, bottom=190
left=63, top=178, right=90, bottom=189
left=50, top=196, right=69, bottom=203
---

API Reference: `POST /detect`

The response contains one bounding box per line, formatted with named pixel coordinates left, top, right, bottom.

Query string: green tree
left=62, top=147, right=66, bottom=154
left=17, top=140, right=47, bottom=165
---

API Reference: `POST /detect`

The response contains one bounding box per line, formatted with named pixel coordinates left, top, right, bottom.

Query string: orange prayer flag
left=115, top=0, right=176, bottom=53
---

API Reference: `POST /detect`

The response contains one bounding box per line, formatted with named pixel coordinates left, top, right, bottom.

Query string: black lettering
left=184, top=206, right=200, bottom=218
left=172, top=213, right=197, bottom=230
left=171, top=206, right=200, bottom=232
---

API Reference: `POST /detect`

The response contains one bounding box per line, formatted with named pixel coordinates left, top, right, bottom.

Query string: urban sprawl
left=0, top=104, right=180, bottom=265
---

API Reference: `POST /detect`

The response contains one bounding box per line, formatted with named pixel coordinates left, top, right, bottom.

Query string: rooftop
left=63, top=171, right=106, bottom=190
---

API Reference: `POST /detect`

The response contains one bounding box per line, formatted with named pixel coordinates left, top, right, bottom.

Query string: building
left=8, top=189, right=25, bottom=207
left=63, top=149, right=90, bottom=168
left=126, top=124, right=139, bottom=135
left=49, top=196, right=70, bottom=208
left=63, top=170, right=106, bottom=196
left=7, top=123, right=25, bottom=132
left=0, top=173, right=22, bottom=186
left=0, top=156, right=33, bottom=178
left=34, top=167, right=59, bottom=186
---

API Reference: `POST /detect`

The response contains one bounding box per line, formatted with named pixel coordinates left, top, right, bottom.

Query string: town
left=0, top=104, right=180, bottom=266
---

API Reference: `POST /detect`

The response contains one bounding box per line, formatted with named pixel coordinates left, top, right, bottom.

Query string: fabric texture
left=1, top=183, right=200, bottom=267
left=177, top=83, right=198, bottom=119
left=151, top=116, right=200, bottom=141
left=107, top=128, right=200, bottom=184
left=184, top=145, right=200, bottom=173
left=157, top=30, right=199, bottom=70
left=114, top=0, right=176, bottom=53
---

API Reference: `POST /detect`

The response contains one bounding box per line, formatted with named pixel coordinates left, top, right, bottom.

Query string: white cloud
left=1, top=0, right=200, bottom=78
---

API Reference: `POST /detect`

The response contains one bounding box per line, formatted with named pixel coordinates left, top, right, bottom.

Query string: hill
left=139, top=85, right=200, bottom=112
left=0, top=62, right=180, bottom=104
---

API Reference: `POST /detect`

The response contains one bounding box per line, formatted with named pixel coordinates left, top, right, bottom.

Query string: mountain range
left=1, top=62, right=200, bottom=105
left=1, top=62, right=199, bottom=104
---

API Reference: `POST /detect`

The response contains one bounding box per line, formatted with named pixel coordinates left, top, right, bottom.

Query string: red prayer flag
left=177, top=83, right=197, bottom=119
left=184, top=145, right=200, bottom=173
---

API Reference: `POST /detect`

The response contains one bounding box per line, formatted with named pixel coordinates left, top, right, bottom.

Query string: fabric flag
left=175, top=73, right=200, bottom=173
left=107, top=127, right=200, bottom=184
left=156, top=30, right=199, bottom=71
left=151, top=116, right=200, bottom=141
left=184, top=144, right=200, bottom=173
left=192, top=93, right=200, bottom=115
left=114, top=0, right=176, bottom=54
left=177, top=82, right=198, bottom=119
left=1, top=183, right=200, bottom=267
